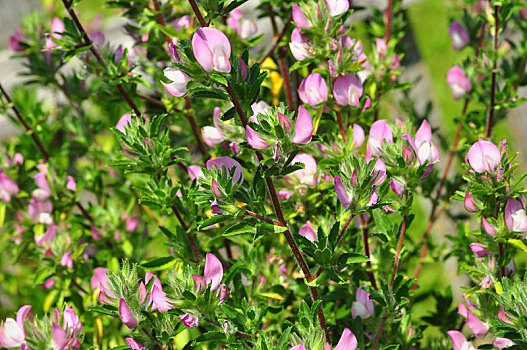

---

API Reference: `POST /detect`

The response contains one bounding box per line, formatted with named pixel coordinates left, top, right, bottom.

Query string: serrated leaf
left=141, top=256, right=175, bottom=270
left=224, top=222, right=256, bottom=237
left=90, top=306, right=118, bottom=317
left=198, top=215, right=234, bottom=229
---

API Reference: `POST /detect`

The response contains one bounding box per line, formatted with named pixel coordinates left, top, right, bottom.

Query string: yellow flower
left=261, top=58, right=283, bottom=106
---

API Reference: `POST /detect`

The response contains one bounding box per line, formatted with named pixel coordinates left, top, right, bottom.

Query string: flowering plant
left=1, top=0, right=527, bottom=349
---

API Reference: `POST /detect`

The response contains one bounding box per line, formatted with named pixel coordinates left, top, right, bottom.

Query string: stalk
left=485, top=5, right=499, bottom=138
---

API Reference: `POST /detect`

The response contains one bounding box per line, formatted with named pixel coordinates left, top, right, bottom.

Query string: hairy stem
left=359, top=215, right=378, bottom=291
left=245, top=210, right=284, bottom=227
left=371, top=316, right=387, bottom=350
left=335, top=109, right=347, bottom=142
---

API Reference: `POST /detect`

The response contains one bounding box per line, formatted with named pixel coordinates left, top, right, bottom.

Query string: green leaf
left=198, top=215, right=234, bottom=229
left=224, top=222, right=256, bottom=237
left=508, top=239, right=527, bottom=253
left=141, top=256, right=176, bottom=270
left=338, top=253, right=370, bottom=266
left=194, top=331, right=226, bottom=342
left=89, top=306, right=118, bottom=317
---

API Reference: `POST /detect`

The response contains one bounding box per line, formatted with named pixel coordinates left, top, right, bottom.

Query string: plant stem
left=414, top=99, right=469, bottom=280
left=359, top=215, right=378, bottom=291
left=244, top=210, right=284, bottom=227
left=0, top=83, right=49, bottom=162
left=384, top=0, right=393, bottom=44
left=336, top=214, right=355, bottom=246
left=486, top=5, right=499, bottom=138
left=335, top=109, right=347, bottom=142
left=171, top=206, right=200, bottom=261
left=186, top=4, right=330, bottom=340
left=371, top=316, right=387, bottom=350
left=153, top=0, right=171, bottom=45
left=188, top=0, right=207, bottom=27
left=259, top=14, right=293, bottom=64
left=60, top=0, right=142, bottom=118
left=390, top=191, right=408, bottom=289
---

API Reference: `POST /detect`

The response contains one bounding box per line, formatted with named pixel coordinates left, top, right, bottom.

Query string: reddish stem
left=171, top=206, right=200, bottom=261
left=384, top=0, right=393, bottom=44
left=335, top=109, right=347, bottom=142
left=486, top=5, right=499, bottom=138
left=359, top=215, right=378, bottom=291
left=371, top=316, right=387, bottom=350
left=336, top=214, right=355, bottom=246
left=390, top=192, right=408, bottom=289
left=245, top=210, right=284, bottom=227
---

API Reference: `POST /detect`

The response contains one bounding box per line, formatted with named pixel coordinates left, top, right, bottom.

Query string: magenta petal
left=333, top=74, right=363, bottom=107
left=278, top=112, right=292, bottom=132
left=464, top=191, right=477, bottom=212
left=119, top=298, right=138, bottom=329
left=192, top=275, right=205, bottom=294
left=352, top=123, right=365, bottom=148
left=90, top=267, right=108, bottom=290
left=206, top=157, right=244, bottom=186
left=292, top=106, right=313, bottom=144
left=467, top=139, right=500, bottom=173
left=449, top=21, right=470, bottom=50
left=245, top=125, right=270, bottom=149
left=334, top=328, right=357, bottom=350
left=390, top=178, right=404, bottom=198
left=178, top=313, right=199, bottom=328
left=493, top=337, right=515, bottom=349
left=16, top=306, right=31, bottom=335
left=469, top=243, right=490, bottom=258
left=447, top=330, right=469, bottom=350
left=466, top=308, right=488, bottom=338
left=334, top=175, right=352, bottom=209
left=298, top=221, right=317, bottom=242
left=289, top=345, right=306, bottom=350
left=52, top=323, right=68, bottom=350
left=505, top=198, right=527, bottom=233
left=447, top=66, right=471, bottom=100
left=125, top=338, right=147, bottom=350
left=372, top=158, right=387, bottom=186
left=415, top=120, right=432, bottom=146
left=151, top=285, right=174, bottom=312
left=292, top=4, right=312, bottom=29
left=482, top=216, right=496, bottom=236
left=204, top=253, right=223, bottom=292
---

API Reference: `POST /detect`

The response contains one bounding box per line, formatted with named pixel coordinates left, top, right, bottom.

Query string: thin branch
left=371, top=316, right=387, bottom=350
left=390, top=192, right=408, bottom=289
left=359, top=215, right=378, bottom=291
left=384, top=0, right=393, bottom=44
left=259, top=14, right=293, bottom=65
left=278, top=47, right=295, bottom=111
left=188, top=0, right=207, bottom=27
left=60, top=0, right=142, bottom=118
left=0, top=83, right=49, bottom=162
left=244, top=210, right=284, bottom=227
left=171, top=206, right=200, bottom=261
left=336, top=214, right=355, bottom=246
left=335, top=109, right=347, bottom=142
left=486, top=5, right=499, bottom=138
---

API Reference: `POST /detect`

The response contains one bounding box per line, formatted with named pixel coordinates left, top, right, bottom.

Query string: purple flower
left=298, top=73, right=328, bottom=106
left=204, top=253, right=223, bottom=292
left=298, top=221, right=317, bottom=242
left=28, top=198, right=53, bottom=225
left=192, top=28, right=231, bottom=73
left=52, top=322, right=69, bottom=350
left=292, top=4, right=312, bottom=29
left=334, top=175, right=352, bottom=209
left=0, top=172, right=19, bottom=203
left=334, top=328, right=357, bottom=350
left=467, top=139, right=500, bottom=174
left=333, top=75, right=363, bottom=107
left=351, top=286, right=374, bottom=319
left=469, top=243, right=491, bottom=258
left=505, top=198, right=527, bottom=233
left=447, top=331, right=475, bottom=350
left=292, top=106, right=314, bottom=144
left=372, top=158, right=387, bottom=186
left=144, top=273, right=175, bottom=312
left=226, top=8, right=258, bottom=39
left=245, top=125, right=270, bottom=149
left=161, top=67, right=191, bottom=97
left=188, top=165, right=204, bottom=181
left=289, top=345, right=306, bottom=350
left=206, top=156, right=244, bottom=186
left=8, top=28, right=27, bottom=52
left=291, top=153, right=317, bottom=186
left=119, top=299, right=138, bottom=329
left=289, top=29, right=311, bottom=61
left=326, top=0, right=349, bottom=17
left=90, top=267, right=108, bottom=290
left=493, top=337, right=515, bottom=349
left=447, top=66, right=471, bottom=100
left=45, top=17, right=65, bottom=49
left=178, top=313, right=199, bottom=328
left=449, top=21, right=470, bottom=50
left=464, top=191, right=477, bottom=212
left=172, top=15, right=191, bottom=31
left=366, top=120, right=393, bottom=161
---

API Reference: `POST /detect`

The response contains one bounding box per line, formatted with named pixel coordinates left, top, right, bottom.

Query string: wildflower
left=351, top=286, right=374, bottom=319
left=447, top=331, right=476, bottom=350
left=298, top=73, right=328, bottom=106
left=366, top=119, right=392, bottom=160
left=464, top=191, right=477, bottom=212
left=192, top=28, right=231, bottom=73
left=333, top=75, right=363, bottom=107
left=226, top=8, right=258, bottom=39
left=298, top=221, right=317, bottom=242
left=66, top=176, right=76, bottom=191
left=206, top=157, right=244, bottom=186
left=245, top=125, right=270, bottom=149
left=326, top=0, right=349, bottom=17
left=161, top=67, right=191, bottom=97
left=0, top=172, right=19, bottom=203
left=178, top=313, right=199, bottom=328
left=289, top=29, right=311, bottom=61
left=505, top=198, right=527, bottom=233
left=292, top=4, right=312, bottom=29
left=467, top=139, right=500, bottom=173
left=458, top=303, right=488, bottom=338
left=449, top=21, right=470, bottom=51
left=292, top=106, right=314, bottom=144
left=290, top=153, right=318, bottom=186
left=0, top=305, right=31, bottom=349
left=447, top=66, right=471, bottom=100
left=119, top=299, right=138, bottom=329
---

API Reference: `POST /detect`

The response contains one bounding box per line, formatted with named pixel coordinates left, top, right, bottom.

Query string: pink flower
left=52, top=322, right=69, bottom=350
left=8, top=28, right=27, bottom=52
left=91, top=267, right=108, bottom=290
left=464, top=191, right=477, bottom=212
left=505, top=198, right=527, bottom=233
left=251, top=101, right=271, bottom=119
left=172, top=15, right=191, bottom=31
left=188, top=165, right=204, bottom=181
left=469, top=243, right=491, bottom=258
left=493, top=337, right=515, bottom=349
left=298, top=221, right=317, bottom=242
left=61, top=252, right=73, bottom=269
left=192, top=28, right=231, bottom=73
left=161, top=67, right=191, bottom=97
left=245, top=125, right=270, bottom=149
left=290, top=345, right=306, bottom=350
left=119, top=299, right=138, bottom=329
left=498, top=309, right=514, bottom=324
left=292, top=4, right=311, bottom=29
left=226, top=8, right=258, bottom=39
left=35, top=225, right=59, bottom=246
left=292, top=106, right=313, bottom=144
left=143, top=273, right=175, bottom=312
left=45, top=18, right=65, bottom=49
left=289, top=29, right=311, bottom=61
left=482, top=216, right=496, bottom=235
left=467, top=139, right=500, bottom=173
left=206, top=156, right=244, bottom=186
left=298, top=73, right=328, bottom=106
left=334, top=175, right=352, bottom=209
left=352, top=285, right=374, bottom=319
left=116, top=113, right=133, bottom=133
left=291, top=153, right=317, bottom=186
left=447, top=331, right=476, bottom=350
left=334, top=328, right=357, bottom=350
left=63, top=306, right=82, bottom=334
left=0, top=172, right=19, bottom=203
left=326, top=0, right=349, bottom=17
left=449, top=21, right=470, bottom=51
left=178, top=313, right=199, bottom=328
left=204, top=253, right=223, bottom=292
left=447, top=66, right=471, bottom=100
left=0, top=305, right=31, bottom=349
left=28, top=198, right=53, bottom=225
left=333, top=75, right=363, bottom=107
left=278, top=190, right=292, bottom=200
left=390, top=178, right=404, bottom=198
left=366, top=119, right=393, bottom=160
left=458, top=303, right=488, bottom=338
left=126, top=216, right=139, bottom=232
left=66, top=176, right=76, bottom=191
left=372, top=158, right=387, bottom=186
left=125, top=338, right=147, bottom=350
left=202, top=107, right=225, bottom=146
